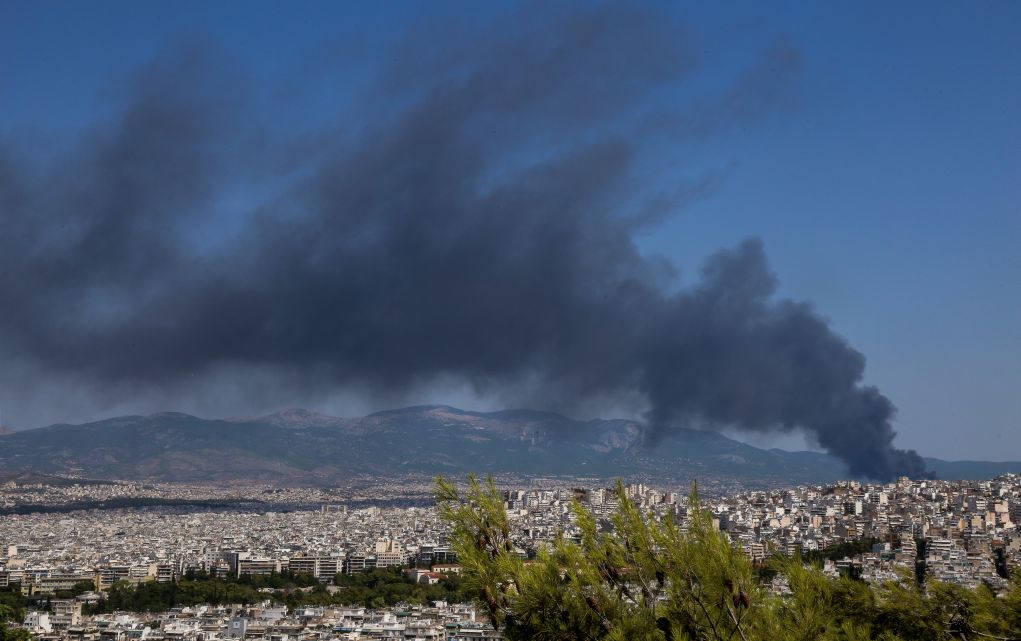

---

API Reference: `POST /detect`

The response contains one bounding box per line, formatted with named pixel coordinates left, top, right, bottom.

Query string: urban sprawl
left=3, top=474, right=1021, bottom=640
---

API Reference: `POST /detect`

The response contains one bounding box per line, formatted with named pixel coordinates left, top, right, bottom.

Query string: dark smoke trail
left=0, top=5, right=926, bottom=480
left=639, top=239, right=927, bottom=480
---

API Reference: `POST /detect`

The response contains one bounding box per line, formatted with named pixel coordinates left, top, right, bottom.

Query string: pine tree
left=436, top=475, right=1021, bottom=641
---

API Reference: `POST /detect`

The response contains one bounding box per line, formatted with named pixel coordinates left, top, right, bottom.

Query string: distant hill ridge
left=0, top=406, right=1016, bottom=485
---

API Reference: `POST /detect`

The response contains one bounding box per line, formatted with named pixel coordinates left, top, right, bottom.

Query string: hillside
left=0, top=406, right=1016, bottom=486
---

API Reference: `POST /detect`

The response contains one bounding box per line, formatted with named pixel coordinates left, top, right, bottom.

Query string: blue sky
left=1, top=1, right=1018, bottom=460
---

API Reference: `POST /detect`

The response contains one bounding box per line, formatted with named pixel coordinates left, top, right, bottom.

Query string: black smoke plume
left=0, top=5, right=927, bottom=480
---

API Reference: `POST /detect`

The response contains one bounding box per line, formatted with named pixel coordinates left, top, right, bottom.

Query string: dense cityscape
left=2, top=473, right=1020, bottom=640
left=3, top=2, right=1019, bottom=640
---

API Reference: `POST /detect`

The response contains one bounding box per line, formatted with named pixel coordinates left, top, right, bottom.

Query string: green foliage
left=86, top=569, right=465, bottom=613
left=437, top=475, right=1021, bottom=641
left=437, top=476, right=766, bottom=640
left=0, top=588, right=26, bottom=625
left=803, top=538, right=881, bottom=564
left=328, top=568, right=467, bottom=608
left=52, top=580, right=99, bottom=600
left=0, top=590, right=31, bottom=641
left=0, top=622, right=33, bottom=641
left=96, top=578, right=267, bottom=612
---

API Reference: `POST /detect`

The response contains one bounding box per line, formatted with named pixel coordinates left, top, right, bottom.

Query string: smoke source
left=0, top=5, right=928, bottom=480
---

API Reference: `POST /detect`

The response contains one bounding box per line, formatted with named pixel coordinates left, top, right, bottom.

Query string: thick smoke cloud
left=0, top=5, right=927, bottom=480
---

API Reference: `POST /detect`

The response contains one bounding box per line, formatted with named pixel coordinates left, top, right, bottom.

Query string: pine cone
left=732, top=589, right=749, bottom=610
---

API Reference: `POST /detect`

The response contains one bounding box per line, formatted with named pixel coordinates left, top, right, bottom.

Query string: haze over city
left=1, top=1, right=1019, bottom=470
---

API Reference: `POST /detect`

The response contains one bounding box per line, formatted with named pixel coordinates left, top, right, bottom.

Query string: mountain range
left=0, top=406, right=1016, bottom=486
